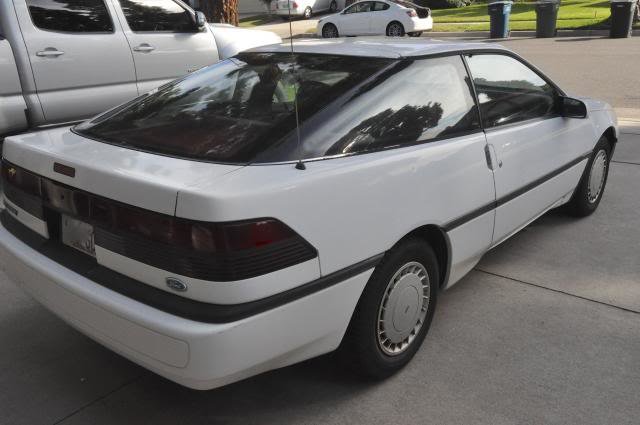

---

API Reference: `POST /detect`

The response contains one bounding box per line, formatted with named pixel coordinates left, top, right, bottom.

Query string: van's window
left=26, top=0, right=113, bottom=33
left=466, top=54, right=557, bottom=128
left=120, top=0, right=195, bottom=32
left=263, top=55, right=480, bottom=161
left=74, top=53, right=393, bottom=164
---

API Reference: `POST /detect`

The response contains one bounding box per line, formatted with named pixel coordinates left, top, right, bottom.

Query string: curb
left=425, top=29, right=640, bottom=38
left=619, top=119, right=640, bottom=135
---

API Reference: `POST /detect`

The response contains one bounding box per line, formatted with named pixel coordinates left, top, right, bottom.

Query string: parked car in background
left=318, top=0, right=432, bottom=37
left=0, top=0, right=281, bottom=141
left=274, top=0, right=345, bottom=19
left=0, top=39, right=617, bottom=390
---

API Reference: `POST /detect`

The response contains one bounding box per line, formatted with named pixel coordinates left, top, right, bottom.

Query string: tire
left=634, top=2, right=640, bottom=23
left=322, top=23, right=339, bottom=38
left=386, top=21, right=405, bottom=37
left=340, top=237, right=439, bottom=379
left=408, top=31, right=422, bottom=37
left=329, top=0, right=338, bottom=12
left=565, top=136, right=612, bottom=217
left=303, top=6, right=312, bottom=19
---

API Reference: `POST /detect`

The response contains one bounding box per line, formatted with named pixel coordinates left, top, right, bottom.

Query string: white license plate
left=62, top=215, right=96, bottom=258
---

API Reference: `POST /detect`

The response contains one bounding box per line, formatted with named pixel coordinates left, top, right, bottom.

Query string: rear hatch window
left=74, top=52, right=393, bottom=164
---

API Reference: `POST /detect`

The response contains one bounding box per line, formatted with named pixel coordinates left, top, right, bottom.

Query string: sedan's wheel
left=386, top=21, right=405, bottom=37
left=303, top=6, right=312, bottom=19
left=329, top=0, right=338, bottom=12
left=340, top=237, right=438, bottom=378
left=322, top=23, right=339, bottom=38
left=566, top=136, right=612, bottom=217
left=408, top=31, right=423, bottom=37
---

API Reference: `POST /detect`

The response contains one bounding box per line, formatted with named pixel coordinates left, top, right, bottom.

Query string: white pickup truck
left=0, top=0, right=281, bottom=139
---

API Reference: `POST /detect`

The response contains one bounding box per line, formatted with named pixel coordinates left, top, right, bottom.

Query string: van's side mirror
left=194, top=11, right=207, bottom=29
left=559, top=96, right=587, bottom=119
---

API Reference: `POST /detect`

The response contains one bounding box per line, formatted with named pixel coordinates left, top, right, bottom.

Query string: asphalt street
left=0, top=38, right=639, bottom=425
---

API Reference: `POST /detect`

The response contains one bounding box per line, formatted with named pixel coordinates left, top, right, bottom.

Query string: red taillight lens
left=406, top=9, right=417, bottom=17
left=2, top=160, right=317, bottom=281
left=292, top=1, right=298, bottom=8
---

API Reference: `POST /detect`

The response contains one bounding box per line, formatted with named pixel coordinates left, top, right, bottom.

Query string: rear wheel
left=566, top=136, right=612, bottom=217
left=329, top=0, right=338, bottom=12
left=340, top=238, right=438, bottom=378
left=386, top=21, right=405, bottom=37
left=408, top=31, right=423, bottom=37
left=303, top=6, right=313, bottom=19
left=322, top=23, right=339, bottom=38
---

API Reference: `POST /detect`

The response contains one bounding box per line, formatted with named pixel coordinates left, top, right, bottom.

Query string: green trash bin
left=535, top=0, right=560, bottom=38
left=610, top=0, right=636, bottom=38
left=488, top=1, right=513, bottom=38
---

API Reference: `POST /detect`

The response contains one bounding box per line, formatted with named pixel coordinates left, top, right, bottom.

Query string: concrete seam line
left=51, top=373, right=147, bottom=425
left=474, top=268, right=640, bottom=316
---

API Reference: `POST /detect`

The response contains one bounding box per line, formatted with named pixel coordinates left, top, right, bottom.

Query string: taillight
left=292, top=1, right=298, bottom=8
left=406, top=9, right=417, bottom=17
left=2, top=160, right=318, bottom=281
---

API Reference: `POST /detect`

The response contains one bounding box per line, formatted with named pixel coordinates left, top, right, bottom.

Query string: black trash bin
left=536, top=0, right=560, bottom=37
left=610, top=0, right=635, bottom=38
left=488, top=1, right=513, bottom=38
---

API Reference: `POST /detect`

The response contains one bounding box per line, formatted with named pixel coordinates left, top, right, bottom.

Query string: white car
left=274, top=0, right=344, bottom=19
left=0, top=39, right=617, bottom=390
left=318, top=0, right=433, bottom=37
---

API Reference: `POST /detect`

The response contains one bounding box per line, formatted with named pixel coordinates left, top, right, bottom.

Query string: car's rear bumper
left=0, top=220, right=372, bottom=390
left=274, top=8, right=303, bottom=16
left=408, top=16, right=433, bottom=32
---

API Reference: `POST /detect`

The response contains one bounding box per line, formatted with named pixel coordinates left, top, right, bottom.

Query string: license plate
left=62, top=215, right=96, bottom=258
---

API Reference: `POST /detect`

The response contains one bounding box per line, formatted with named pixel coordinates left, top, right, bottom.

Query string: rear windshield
left=74, top=52, right=393, bottom=164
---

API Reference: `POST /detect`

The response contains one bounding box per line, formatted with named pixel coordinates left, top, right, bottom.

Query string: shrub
left=417, top=0, right=473, bottom=9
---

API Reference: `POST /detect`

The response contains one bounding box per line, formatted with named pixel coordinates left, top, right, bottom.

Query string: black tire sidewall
left=343, top=238, right=439, bottom=378
left=330, top=0, right=338, bottom=12
left=322, top=23, right=338, bottom=38
left=304, top=7, right=312, bottom=18
left=567, top=137, right=611, bottom=216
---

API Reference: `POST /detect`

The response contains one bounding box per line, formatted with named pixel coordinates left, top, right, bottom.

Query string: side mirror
left=194, top=11, right=207, bottom=29
left=559, top=96, right=587, bottom=119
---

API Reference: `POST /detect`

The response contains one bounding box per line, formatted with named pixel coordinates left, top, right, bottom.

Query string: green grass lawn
left=239, top=14, right=282, bottom=27
left=431, top=0, right=611, bottom=23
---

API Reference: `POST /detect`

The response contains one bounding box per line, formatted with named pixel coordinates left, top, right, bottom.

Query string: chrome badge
left=166, top=277, right=188, bottom=292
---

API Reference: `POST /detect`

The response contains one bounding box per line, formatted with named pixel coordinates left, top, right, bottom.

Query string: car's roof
left=247, top=38, right=508, bottom=59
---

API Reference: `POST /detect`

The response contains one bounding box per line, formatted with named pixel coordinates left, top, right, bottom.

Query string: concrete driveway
left=1, top=39, right=640, bottom=425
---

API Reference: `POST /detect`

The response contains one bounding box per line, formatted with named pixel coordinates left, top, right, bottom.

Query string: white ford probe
left=0, top=39, right=617, bottom=390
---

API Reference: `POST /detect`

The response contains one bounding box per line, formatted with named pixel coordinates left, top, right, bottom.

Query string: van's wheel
left=303, top=6, right=313, bottom=19
left=329, top=0, right=338, bottom=12
left=322, top=23, right=339, bottom=38
left=408, top=31, right=423, bottom=37
left=341, top=238, right=438, bottom=378
left=386, top=21, right=405, bottom=37
left=566, top=136, right=612, bottom=217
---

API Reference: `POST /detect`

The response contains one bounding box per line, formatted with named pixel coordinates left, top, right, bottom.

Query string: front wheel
left=386, top=21, right=405, bottom=37
left=322, top=23, right=339, bottom=38
left=408, top=31, right=423, bottom=37
left=566, top=136, right=612, bottom=217
left=340, top=238, right=438, bottom=378
left=329, top=0, right=338, bottom=12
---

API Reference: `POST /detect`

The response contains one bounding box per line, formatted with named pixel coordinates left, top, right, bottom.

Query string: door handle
left=484, top=144, right=501, bottom=171
left=36, top=48, right=64, bottom=57
left=133, top=43, right=155, bottom=52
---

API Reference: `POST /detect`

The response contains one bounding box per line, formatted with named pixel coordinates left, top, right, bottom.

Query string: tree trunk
left=200, top=0, right=239, bottom=26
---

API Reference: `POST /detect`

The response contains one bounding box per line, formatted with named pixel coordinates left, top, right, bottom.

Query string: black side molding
left=1, top=211, right=382, bottom=324
left=444, top=151, right=591, bottom=232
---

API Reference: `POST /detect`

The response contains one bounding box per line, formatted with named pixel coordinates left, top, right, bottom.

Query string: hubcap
left=587, top=149, right=607, bottom=203
left=377, top=262, right=430, bottom=356
left=388, top=24, right=402, bottom=37
left=324, top=25, right=337, bottom=37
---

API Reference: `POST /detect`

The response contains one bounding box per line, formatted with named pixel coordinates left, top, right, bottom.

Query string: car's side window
left=119, top=0, right=195, bottom=32
left=298, top=55, right=481, bottom=158
left=465, top=53, right=558, bottom=128
left=373, top=2, right=390, bottom=11
left=355, top=2, right=374, bottom=12
left=26, top=0, right=114, bottom=33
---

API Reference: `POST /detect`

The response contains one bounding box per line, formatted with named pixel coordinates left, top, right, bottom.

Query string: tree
left=199, top=0, right=239, bottom=26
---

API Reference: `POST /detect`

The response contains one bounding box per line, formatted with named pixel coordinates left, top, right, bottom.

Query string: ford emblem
left=166, top=277, right=187, bottom=292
